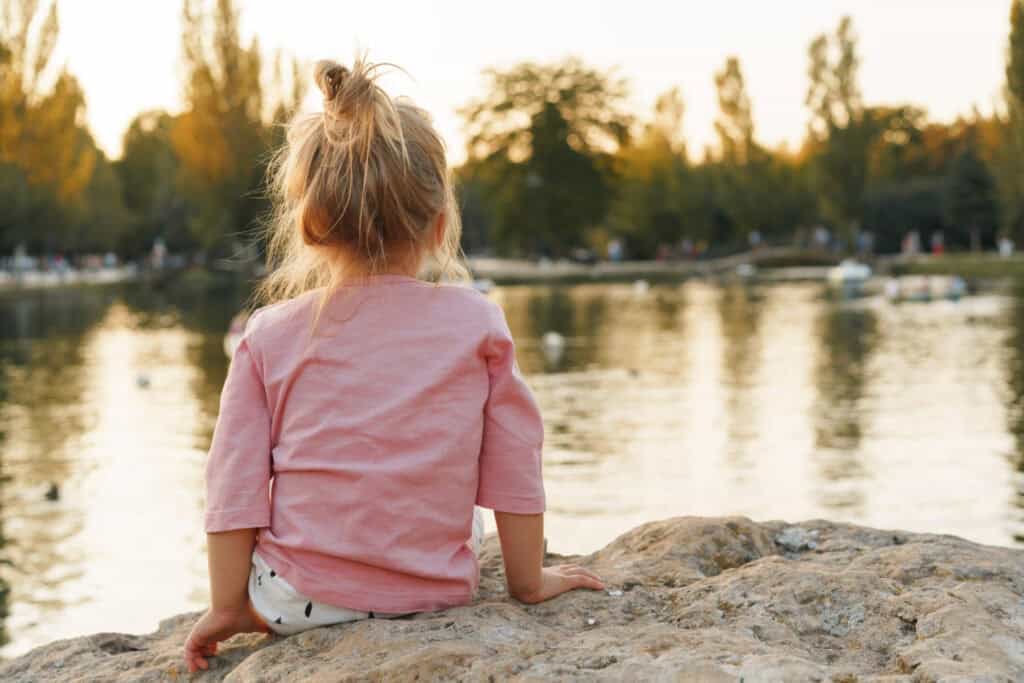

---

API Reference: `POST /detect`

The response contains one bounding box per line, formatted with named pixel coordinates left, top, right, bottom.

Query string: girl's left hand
left=183, top=602, right=270, bottom=673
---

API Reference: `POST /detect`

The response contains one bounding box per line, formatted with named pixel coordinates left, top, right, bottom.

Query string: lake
left=1, top=279, right=1022, bottom=656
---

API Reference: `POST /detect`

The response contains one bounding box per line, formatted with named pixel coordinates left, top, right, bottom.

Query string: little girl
left=183, top=58, right=604, bottom=673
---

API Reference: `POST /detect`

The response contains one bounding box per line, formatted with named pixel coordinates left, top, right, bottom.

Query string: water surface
left=1, top=280, right=1021, bottom=655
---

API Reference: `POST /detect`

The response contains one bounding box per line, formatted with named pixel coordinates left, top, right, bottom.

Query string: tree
left=1010, top=0, right=1024, bottom=108
left=867, top=106, right=930, bottom=183
left=0, top=0, right=119, bottom=254
left=713, top=57, right=765, bottom=240
left=171, top=0, right=305, bottom=254
left=946, top=147, right=999, bottom=251
left=714, top=57, right=755, bottom=166
left=172, top=0, right=266, bottom=252
left=460, top=59, right=631, bottom=255
left=712, top=57, right=816, bottom=246
left=862, top=178, right=947, bottom=253
left=610, top=88, right=689, bottom=257
left=116, top=111, right=192, bottom=255
left=997, top=0, right=1024, bottom=239
left=805, top=16, right=874, bottom=237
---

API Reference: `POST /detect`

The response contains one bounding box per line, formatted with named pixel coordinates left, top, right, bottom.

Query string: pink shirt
left=204, top=275, right=545, bottom=613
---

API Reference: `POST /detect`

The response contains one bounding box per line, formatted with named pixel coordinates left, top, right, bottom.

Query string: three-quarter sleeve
left=476, top=306, right=546, bottom=514
left=204, top=335, right=273, bottom=532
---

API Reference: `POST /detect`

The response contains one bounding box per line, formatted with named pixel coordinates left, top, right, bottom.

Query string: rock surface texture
left=3, top=517, right=1023, bottom=682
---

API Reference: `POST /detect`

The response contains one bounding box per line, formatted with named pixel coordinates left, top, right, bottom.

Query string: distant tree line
left=461, top=15, right=1007, bottom=259
left=0, top=0, right=1019, bottom=262
left=0, top=0, right=302, bottom=259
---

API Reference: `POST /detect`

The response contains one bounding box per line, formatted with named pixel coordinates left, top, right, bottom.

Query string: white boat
left=736, top=263, right=757, bottom=280
left=541, top=331, right=566, bottom=366
left=826, top=260, right=872, bottom=298
left=884, top=275, right=966, bottom=303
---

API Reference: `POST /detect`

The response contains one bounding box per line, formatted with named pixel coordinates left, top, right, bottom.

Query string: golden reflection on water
left=494, top=282, right=1019, bottom=553
left=0, top=290, right=230, bottom=656
left=0, top=281, right=1023, bottom=655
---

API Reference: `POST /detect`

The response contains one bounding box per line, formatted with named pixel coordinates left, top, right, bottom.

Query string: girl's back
left=207, top=278, right=544, bottom=613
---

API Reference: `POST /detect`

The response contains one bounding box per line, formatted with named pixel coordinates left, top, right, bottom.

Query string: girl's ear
left=433, top=212, right=446, bottom=249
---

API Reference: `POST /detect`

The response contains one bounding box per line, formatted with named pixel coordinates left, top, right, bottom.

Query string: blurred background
left=1, top=0, right=1023, bottom=659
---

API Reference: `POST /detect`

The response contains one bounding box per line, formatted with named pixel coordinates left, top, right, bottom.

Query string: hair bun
left=315, top=60, right=350, bottom=103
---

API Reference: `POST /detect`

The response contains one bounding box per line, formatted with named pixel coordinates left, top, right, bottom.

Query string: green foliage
left=607, top=89, right=689, bottom=257
left=863, top=178, right=947, bottom=253
left=714, top=57, right=755, bottom=166
left=946, top=147, right=999, bottom=250
left=171, top=0, right=304, bottom=254
left=997, top=0, right=1024, bottom=238
left=805, top=16, right=872, bottom=234
left=2, top=2, right=1022, bottom=262
left=861, top=117, right=1001, bottom=253
left=0, top=0, right=130, bottom=255
left=460, top=59, right=631, bottom=256
left=115, top=111, right=191, bottom=255
left=172, top=0, right=269, bottom=252
left=1010, top=1, right=1024, bottom=107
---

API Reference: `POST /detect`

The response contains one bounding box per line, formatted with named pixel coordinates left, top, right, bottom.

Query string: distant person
left=183, top=58, right=603, bottom=673
left=748, top=230, right=762, bottom=250
left=902, top=231, right=921, bottom=257
left=813, top=225, right=830, bottom=250
left=151, top=237, right=167, bottom=269
left=607, top=238, right=623, bottom=262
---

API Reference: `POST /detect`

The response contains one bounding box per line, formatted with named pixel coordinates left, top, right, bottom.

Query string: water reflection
left=811, top=303, right=878, bottom=512
left=0, top=291, right=98, bottom=651
left=1003, top=282, right=1024, bottom=543
left=0, top=280, right=1022, bottom=655
left=0, top=285, right=246, bottom=656
left=717, top=285, right=763, bottom=468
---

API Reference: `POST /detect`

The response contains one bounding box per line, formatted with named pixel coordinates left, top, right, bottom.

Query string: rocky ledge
left=3, top=517, right=1023, bottom=682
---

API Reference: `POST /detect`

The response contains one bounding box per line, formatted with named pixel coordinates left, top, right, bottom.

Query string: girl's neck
left=336, top=255, right=423, bottom=282
left=377, top=262, right=421, bottom=278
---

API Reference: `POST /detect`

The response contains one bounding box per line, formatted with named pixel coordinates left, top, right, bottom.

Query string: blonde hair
left=256, top=57, right=467, bottom=311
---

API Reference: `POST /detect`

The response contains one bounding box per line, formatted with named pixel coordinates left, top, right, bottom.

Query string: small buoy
left=136, top=374, right=151, bottom=389
left=542, top=331, right=565, bottom=350
left=541, top=332, right=566, bottom=366
left=45, top=483, right=59, bottom=501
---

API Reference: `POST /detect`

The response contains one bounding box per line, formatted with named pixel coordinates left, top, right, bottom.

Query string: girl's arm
left=207, top=529, right=258, bottom=611
left=494, top=511, right=604, bottom=604
left=183, top=529, right=268, bottom=673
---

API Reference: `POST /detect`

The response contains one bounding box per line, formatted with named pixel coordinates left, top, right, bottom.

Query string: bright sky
left=55, top=0, right=1013, bottom=164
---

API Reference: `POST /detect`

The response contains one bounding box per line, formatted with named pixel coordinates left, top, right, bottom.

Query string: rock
left=3, top=517, right=1023, bottom=682
left=775, top=525, right=818, bottom=552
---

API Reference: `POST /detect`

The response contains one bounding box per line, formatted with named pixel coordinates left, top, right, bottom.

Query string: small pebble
left=607, top=589, right=623, bottom=597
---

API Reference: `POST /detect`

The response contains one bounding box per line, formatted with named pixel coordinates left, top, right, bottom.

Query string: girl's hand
left=516, top=564, right=605, bottom=604
left=183, top=602, right=270, bottom=673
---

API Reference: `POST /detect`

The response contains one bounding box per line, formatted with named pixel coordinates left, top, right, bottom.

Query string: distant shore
left=0, top=266, right=138, bottom=292
left=5, top=251, right=1024, bottom=294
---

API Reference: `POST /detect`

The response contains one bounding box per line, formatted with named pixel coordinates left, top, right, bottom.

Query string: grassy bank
left=886, top=254, right=1024, bottom=279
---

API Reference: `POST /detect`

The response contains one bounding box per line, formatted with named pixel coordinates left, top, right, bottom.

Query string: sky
left=54, top=0, right=1014, bottom=164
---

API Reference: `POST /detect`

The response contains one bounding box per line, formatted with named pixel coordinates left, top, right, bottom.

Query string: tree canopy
left=1, top=4, right=1019, bottom=262
left=459, top=59, right=631, bottom=256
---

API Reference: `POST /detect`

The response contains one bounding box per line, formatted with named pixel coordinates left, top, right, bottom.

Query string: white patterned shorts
left=249, top=508, right=485, bottom=636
